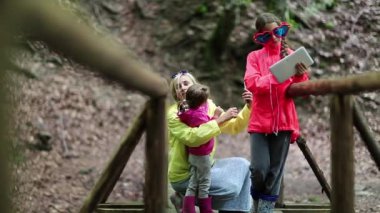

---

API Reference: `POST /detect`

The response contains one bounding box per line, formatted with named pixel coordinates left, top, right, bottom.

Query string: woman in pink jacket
left=244, top=13, right=309, bottom=213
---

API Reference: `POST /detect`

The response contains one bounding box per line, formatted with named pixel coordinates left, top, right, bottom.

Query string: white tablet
left=269, top=46, right=314, bottom=83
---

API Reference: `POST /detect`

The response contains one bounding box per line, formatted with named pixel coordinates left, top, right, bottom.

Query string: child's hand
left=216, top=107, right=238, bottom=125
left=295, top=63, right=309, bottom=76
left=213, top=106, right=224, bottom=119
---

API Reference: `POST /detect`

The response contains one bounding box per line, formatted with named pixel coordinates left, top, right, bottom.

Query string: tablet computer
left=269, top=46, right=314, bottom=83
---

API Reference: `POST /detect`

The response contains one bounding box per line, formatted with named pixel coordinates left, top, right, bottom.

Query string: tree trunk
left=204, top=5, right=236, bottom=71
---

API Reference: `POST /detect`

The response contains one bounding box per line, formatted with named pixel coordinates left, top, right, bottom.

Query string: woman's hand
left=242, top=90, right=253, bottom=108
left=295, top=63, right=309, bottom=76
left=216, top=107, right=238, bottom=126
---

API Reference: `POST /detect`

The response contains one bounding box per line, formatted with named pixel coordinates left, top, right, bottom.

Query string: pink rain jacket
left=244, top=45, right=308, bottom=142
left=178, top=103, right=214, bottom=155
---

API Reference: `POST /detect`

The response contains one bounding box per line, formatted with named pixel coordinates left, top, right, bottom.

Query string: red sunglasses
left=253, top=22, right=290, bottom=45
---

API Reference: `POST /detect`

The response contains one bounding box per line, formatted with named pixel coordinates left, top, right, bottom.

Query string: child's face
left=176, top=75, right=194, bottom=100
left=262, top=22, right=281, bottom=46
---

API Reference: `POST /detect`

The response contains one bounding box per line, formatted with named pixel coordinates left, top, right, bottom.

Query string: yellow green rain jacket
left=168, top=99, right=250, bottom=183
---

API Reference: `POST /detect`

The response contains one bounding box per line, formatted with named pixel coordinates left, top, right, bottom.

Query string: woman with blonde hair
left=168, top=70, right=253, bottom=213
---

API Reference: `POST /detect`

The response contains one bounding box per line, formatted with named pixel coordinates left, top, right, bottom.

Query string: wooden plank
left=0, top=46, right=11, bottom=213
left=9, top=0, right=168, bottom=98
left=282, top=203, right=330, bottom=209
left=80, top=106, right=147, bottom=213
left=296, top=137, right=332, bottom=201
left=145, top=98, right=168, bottom=213
left=96, top=208, right=143, bottom=213
left=274, top=209, right=330, bottom=213
left=353, top=101, right=380, bottom=170
left=330, top=95, right=354, bottom=213
left=287, top=71, right=380, bottom=97
left=98, top=203, right=144, bottom=209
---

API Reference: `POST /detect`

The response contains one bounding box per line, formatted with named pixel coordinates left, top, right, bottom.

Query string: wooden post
left=296, top=137, right=332, bottom=201
left=0, top=58, right=11, bottom=213
left=145, top=97, right=168, bottom=213
left=353, top=101, right=380, bottom=170
left=330, top=95, right=354, bottom=213
left=79, top=106, right=147, bottom=213
left=0, top=9, right=12, bottom=211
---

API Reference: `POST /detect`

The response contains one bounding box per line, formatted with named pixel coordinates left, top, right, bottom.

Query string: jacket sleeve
left=219, top=105, right=250, bottom=135
left=244, top=52, right=278, bottom=95
left=168, top=106, right=221, bottom=148
left=291, top=72, right=309, bottom=83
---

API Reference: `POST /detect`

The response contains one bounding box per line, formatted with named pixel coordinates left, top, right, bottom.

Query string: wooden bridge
left=0, top=1, right=379, bottom=213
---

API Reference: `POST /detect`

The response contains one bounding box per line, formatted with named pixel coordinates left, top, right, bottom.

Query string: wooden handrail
left=353, top=101, right=380, bottom=170
left=296, top=137, right=332, bottom=201
left=79, top=105, right=147, bottom=213
left=0, top=72, right=11, bottom=213
left=288, top=71, right=380, bottom=97
left=8, top=0, right=168, bottom=98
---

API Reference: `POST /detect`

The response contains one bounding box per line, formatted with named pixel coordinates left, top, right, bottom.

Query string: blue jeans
left=250, top=132, right=290, bottom=201
left=171, top=157, right=252, bottom=212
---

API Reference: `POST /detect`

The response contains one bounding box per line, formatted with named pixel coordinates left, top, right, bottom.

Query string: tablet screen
left=269, top=46, right=314, bottom=83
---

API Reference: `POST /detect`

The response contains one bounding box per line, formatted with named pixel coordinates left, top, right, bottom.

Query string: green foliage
left=285, top=10, right=301, bottom=29
left=10, top=141, right=25, bottom=166
left=324, top=21, right=335, bottom=29
left=308, top=195, right=322, bottom=203
left=195, top=4, right=208, bottom=15
left=225, top=0, right=252, bottom=9
left=305, top=0, right=337, bottom=15
left=317, top=0, right=337, bottom=10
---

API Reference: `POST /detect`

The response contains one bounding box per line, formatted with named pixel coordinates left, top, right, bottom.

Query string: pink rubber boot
left=181, top=196, right=196, bottom=213
left=198, top=197, right=213, bottom=213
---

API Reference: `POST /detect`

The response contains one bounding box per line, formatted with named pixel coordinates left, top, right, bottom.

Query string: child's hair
left=255, top=13, right=290, bottom=59
left=185, top=84, right=209, bottom=109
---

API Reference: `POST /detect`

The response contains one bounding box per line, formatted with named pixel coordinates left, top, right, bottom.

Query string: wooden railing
left=287, top=72, right=380, bottom=213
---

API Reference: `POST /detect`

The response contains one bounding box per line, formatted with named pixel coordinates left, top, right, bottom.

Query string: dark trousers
left=249, top=131, right=290, bottom=201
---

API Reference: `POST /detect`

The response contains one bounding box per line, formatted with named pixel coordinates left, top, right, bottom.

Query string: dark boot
left=182, top=196, right=196, bottom=213
left=198, top=196, right=213, bottom=213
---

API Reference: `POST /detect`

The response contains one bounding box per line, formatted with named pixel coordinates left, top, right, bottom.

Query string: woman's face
left=176, top=75, right=194, bottom=100
left=263, top=22, right=281, bottom=46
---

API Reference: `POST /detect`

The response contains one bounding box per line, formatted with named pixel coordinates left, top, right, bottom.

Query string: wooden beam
left=79, top=105, right=147, bottom=213
left=353, top=101, right=380, bottom=170
left=296, top=137, right=331, bottom=201
left=330, top=95, right=354, bottom=213
left=0, top=55, right=11, bottom=213
left=145, top=98, right=168, bottom=213
left=10, top=0, right=168, bottom=98
left=287, top=72, right=380, bottom=97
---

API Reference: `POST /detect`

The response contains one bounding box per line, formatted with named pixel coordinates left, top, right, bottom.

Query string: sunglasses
left=171, top=70, right=189, bottom=79
left=253, top=22, right=290, bottom=45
